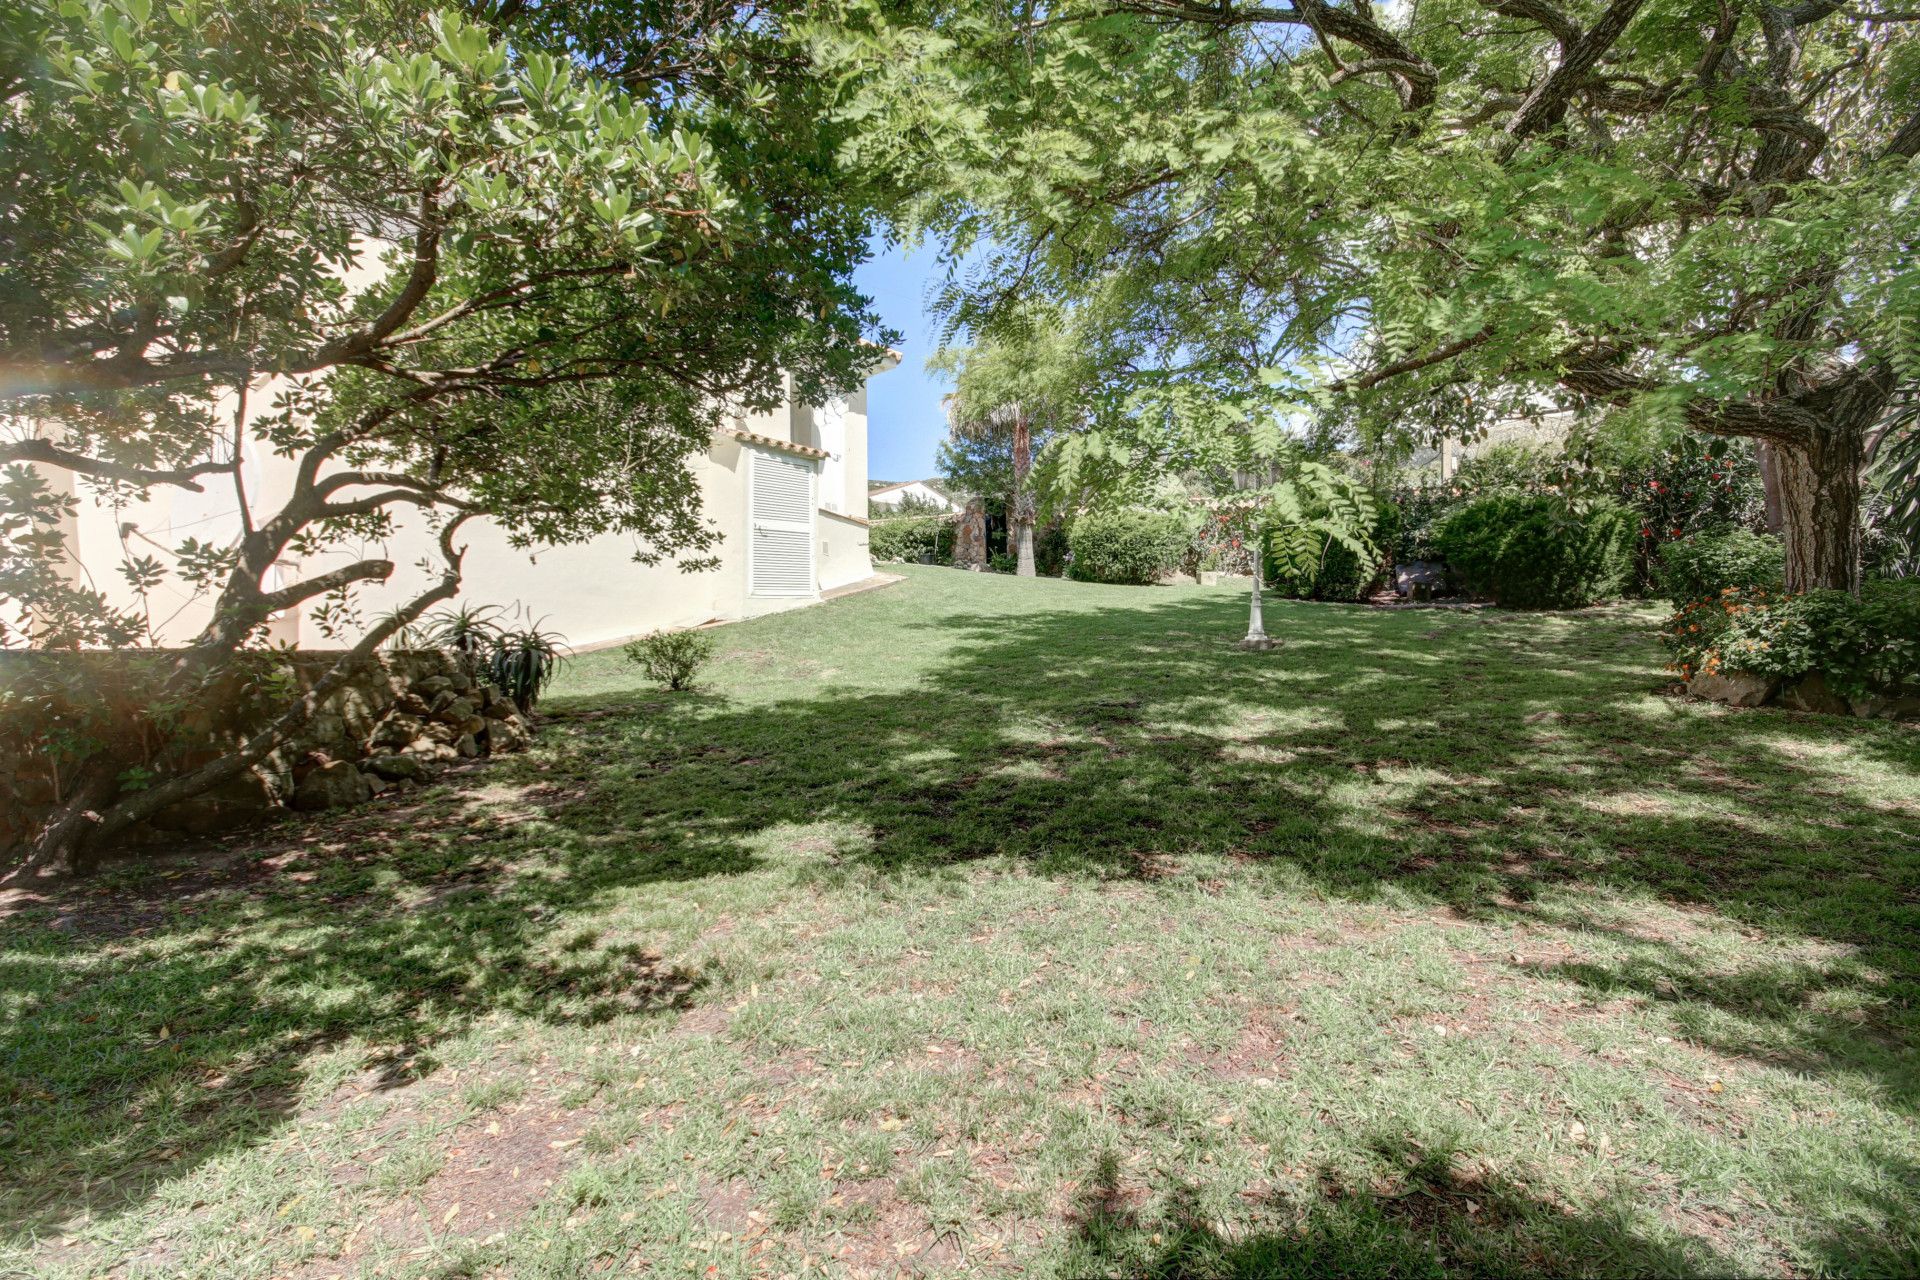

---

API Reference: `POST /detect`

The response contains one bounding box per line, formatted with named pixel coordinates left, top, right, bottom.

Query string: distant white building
left=869, top=479, right=959, bottom=512
left=1414, top=409, right=1580, bottom=479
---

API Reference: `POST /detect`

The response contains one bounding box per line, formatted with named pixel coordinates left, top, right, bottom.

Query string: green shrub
left=1435, top=495, right=1635, bottom=608
left=868, top=515, right=952, bottom=563
left=1388, top=487, right=1458, bottom=564
left=1655, top=529, right=1785, bottom=606
left=1066, top=509, right=1190, bottom=585
left=1034, top=523, right=1069, bottom=577
left=1266, top=501, right=1401, bottom=601
left=1660, top=580, right=1920, bottom=697
left=621, top=629, right=713, bottom=692
left=1448, top=442, right=1561, bottom=494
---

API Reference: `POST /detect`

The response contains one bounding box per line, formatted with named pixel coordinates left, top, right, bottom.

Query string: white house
left=32, top=356, right=899, bottom=653
left=868, top=479, right=958, bottom=512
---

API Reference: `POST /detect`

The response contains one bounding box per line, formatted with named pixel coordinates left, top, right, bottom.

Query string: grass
left=3, top=564, right=1917, bottom=1278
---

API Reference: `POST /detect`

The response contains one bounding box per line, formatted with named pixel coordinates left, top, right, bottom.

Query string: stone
left=1850, top=692, right=1920, bottom=721
left=454, top=733, right=480, bottom=758
left=483, top=715, right=526, bottom=752
left=370, top=716, right=418, bottom=750
left=407, top=736, right=459, bottom=761
left=363, top=772, right=390, bottom=796
left=363, top=753, right=428, bottom=784
left=1779, top=672, right=1851, bottom=717
left=415, top=675, right=454, bottom=698
left=302, top=712, right=348, bottom=749
left=1688, top=669, right=1778, bottom=708
left=290, top=760, right=374, bottom=811
left=434, top=696, right=477, bottom=726
left=1395, top=560, right=1447, bottom=598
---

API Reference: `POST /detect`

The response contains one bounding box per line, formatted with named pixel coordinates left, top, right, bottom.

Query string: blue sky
left=853, top=236, right=953, bottom=484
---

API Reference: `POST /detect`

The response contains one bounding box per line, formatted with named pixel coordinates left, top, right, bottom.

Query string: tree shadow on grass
left=1059, top=1135, right=1735, bottom=1279
left=1, top=581, right=1914, bottom=1261
left=0, top=780, right=718, bottom=1245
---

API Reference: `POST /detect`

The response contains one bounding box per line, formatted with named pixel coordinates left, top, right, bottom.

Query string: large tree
left=825, top=0, right=1918, bottom=593
left=1, top=0, right=887, bottom=878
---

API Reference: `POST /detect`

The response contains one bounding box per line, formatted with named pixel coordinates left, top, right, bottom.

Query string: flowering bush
left=1187, top=510, right=1257, bottom=578
left=1613, top=436, right=1766, bottom=591
left=1660, top=581, right=1920, bottom=697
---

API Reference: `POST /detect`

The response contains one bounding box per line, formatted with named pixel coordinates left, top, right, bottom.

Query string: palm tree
left=933, top=307, right=1098, bottom=577
left=945, top=398, right=1039, bottom=576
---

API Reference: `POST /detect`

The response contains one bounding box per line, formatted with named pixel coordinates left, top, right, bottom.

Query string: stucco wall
left=31, top=352, right=891, bottom=651
left=314, top=436, right=755, bottom=651
left=842, top=387, right=872, bottom=520
left=818, top=509, right=873, bottom=593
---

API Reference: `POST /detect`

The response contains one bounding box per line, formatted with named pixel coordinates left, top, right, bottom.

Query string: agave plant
left=488, top=616, right=570, bottom=715
left=424, top=602, right=505, bottom=675
left=375, top=608, right=429, bottom=652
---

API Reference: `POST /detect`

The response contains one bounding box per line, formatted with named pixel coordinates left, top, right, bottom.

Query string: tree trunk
left=1756, top=442, right=1785, bottom=535
left=1774, top=425, right=1864, bottom=594
left=1013, top=521, right=1036, bottom=577
left=8, top=765, right=123, bottom=882
left=1010, top=411, right=1036, bottom=577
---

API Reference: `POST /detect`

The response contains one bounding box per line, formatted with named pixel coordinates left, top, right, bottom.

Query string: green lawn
left=4, top=565, right=1918, bottom=1278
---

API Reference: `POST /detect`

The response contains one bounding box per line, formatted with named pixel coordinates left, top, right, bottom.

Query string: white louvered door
left=749, top=451, right=816, bottom=597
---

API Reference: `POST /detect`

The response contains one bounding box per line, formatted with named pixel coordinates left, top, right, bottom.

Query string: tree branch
left=1500, top=0, right=1648, bottom=151
left=314, top=189, right=443, bottom=364
left=0, top=438, right=236, bottom=492
left=256, top=558, right=395, bottom=614
left=1328, top=327, right=1494, bottom=392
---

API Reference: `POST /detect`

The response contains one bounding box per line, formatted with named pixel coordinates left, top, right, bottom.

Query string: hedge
left=1435, top=494, right=1635, bottom=608
left=868, top=515, right=952, bottom=563
left=1654, top=528, right=1784, bottom=606
left=1066, top=509, right=1190, bottom=585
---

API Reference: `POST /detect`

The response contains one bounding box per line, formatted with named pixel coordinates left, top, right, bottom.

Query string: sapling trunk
left=1240, top=563, right=1274, bottom=651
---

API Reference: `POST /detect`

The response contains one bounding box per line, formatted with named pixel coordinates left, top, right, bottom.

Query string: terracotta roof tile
left=725, top=429, right=828, bottom=461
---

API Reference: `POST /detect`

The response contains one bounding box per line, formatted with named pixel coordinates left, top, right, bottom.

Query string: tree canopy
left=0, top=0, right=889, bottom=874
left=823, top=0, right=1919, bottom=592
